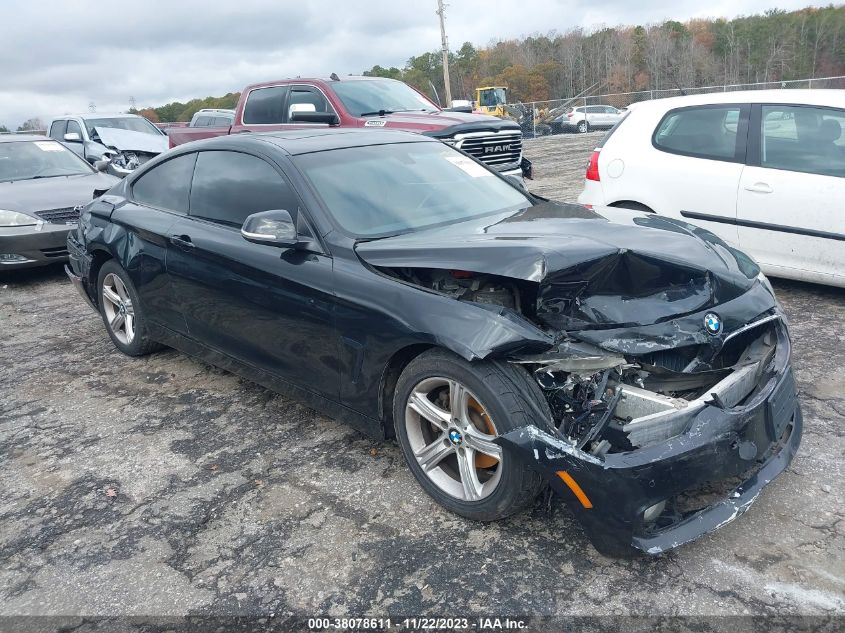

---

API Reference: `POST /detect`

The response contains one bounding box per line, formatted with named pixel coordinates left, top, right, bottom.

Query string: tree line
left=365, top=5, right=845, bottom=103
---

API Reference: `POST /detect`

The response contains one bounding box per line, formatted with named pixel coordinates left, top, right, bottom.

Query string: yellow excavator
left=474, top=86, right=508, bottom=117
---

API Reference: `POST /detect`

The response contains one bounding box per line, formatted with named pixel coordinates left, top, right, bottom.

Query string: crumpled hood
left=356, top=202, right=765, bottom=331
left=0, top=172, right=119, bottom=214
left=94, top=127, right=169, bottom=154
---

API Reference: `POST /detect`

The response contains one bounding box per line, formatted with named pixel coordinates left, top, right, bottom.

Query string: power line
left=435, top=0, right=452, bottom=108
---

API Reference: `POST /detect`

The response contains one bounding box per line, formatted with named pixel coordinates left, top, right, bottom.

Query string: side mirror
left=290, top=111, right=340, bottom=126
left=94, top=159, right=110, bottom=172
left=64, top=132, right=82, bottom=142
left=241, top=210, right=303, bottom=248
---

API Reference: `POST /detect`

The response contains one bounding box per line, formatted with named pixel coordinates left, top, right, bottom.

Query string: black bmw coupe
left=67, top=129, right=801, bottom=556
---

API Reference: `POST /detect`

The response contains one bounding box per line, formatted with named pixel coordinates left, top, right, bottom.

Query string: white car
left=577, top=90, right=845, bottom=287
left=553, top=105, right=626, bottom=134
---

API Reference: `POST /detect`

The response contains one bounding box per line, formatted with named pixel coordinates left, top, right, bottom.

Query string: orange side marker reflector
left=556, top=471, right=593, bottom=509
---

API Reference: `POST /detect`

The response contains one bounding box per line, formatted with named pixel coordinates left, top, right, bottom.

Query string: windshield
left=332, top=80, right=438, bottom=116
left=84, top=117, right=162, bottom=139
left=294, top=142, right=531, bottom=237
left=479, top=88, right=507, bottom=107
left=0, top=140, right=93, bottom=183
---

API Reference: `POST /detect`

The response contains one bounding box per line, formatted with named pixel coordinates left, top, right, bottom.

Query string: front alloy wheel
left=393, top=349, right=546, bottom=520
left=405, top=377, right=503, bottom=501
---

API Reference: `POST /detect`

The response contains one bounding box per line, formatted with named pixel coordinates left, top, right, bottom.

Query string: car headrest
left=819, top=118, right=842, bottom=142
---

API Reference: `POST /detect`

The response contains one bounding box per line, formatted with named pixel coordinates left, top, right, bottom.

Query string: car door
left=166, top=149, right=339, bottom=397
left=736, top=104, right=845, bottom=282
left=111, top=152, right=198, bottom=334
left=648, top=104, right=750, bottom=247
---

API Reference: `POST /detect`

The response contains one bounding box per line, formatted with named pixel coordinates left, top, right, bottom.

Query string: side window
left=49, top=120, right=67, bottom=140
left=132, top=153, right=197, bottom=213
left=194, top=116, right=212, bottom=127
left=761, top=105, right=845, bottom=178
left=653, top=106, right=742, bottom=161
left=243, top=86, right=288, bottom=124
left=189, top=151, right=299, bottom=227
left=66, top=120, right=82, bottom=138
left=212, top=116, right=232, bottom=127
left=286, top=86, right=332, bottom=121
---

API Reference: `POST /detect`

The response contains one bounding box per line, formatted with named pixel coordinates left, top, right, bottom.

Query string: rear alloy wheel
left=101, top=272, right=136, bottom=346
left=97, top=260, right=163, bottom=357
left=577, top=120, right=589, bottom=133
left=393, top=349, right=546, bottom=520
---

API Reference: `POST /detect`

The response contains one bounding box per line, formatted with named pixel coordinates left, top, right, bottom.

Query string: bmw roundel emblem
left=704, top=312, right=723, bottom=336
left=448, top=429, right=463, bottom=445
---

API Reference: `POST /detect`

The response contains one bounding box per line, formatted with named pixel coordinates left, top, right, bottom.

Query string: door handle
left=169, top=234, right=195, bottom=250
left=744, top=182, right=773, bottom=194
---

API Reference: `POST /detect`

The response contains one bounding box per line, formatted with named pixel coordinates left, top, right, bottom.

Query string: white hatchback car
left=577, top=90, right=845, bottom=287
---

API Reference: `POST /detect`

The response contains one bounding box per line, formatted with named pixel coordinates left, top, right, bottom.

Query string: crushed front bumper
left=499, top=349, right=802, bottom=556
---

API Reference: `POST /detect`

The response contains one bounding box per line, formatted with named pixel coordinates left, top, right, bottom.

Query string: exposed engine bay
left=381, top=267, right=782, bottom=456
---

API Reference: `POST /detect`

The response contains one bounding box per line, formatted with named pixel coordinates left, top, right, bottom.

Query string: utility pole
left=436, top=0, right=452, bottom=108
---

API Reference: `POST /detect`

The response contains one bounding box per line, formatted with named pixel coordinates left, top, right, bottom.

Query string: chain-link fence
left=506, top=75, right=845, bottom=139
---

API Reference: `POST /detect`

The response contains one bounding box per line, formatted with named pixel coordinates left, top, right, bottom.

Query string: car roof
left=51, top=113, right=143, bottom=120
left=244, top=75, right=400, bottom=92
left=0, top=134, right=54, bottom=144
left=177, top=128, right=434, bottom=156
left=629, top=89, right=845, bottom=112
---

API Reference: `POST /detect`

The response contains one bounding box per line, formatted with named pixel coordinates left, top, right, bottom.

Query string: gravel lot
left=1, top=132, right=843, bottom=624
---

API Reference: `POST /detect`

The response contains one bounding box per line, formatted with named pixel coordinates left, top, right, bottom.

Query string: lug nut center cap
left=448, top=429, right=463, bottom=445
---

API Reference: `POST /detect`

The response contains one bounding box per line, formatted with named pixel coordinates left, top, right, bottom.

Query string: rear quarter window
left=131, top=153, right=197, bottom=213
left=653, top=105, right=746, bottom=162
left=243, top=86, right=287, bottom=125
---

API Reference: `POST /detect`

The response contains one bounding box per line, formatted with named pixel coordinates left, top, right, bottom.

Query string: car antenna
left=330, top=72, right=340, bottom=81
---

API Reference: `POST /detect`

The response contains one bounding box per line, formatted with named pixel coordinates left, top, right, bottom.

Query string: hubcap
left=101, top=273, right=135, bottom=345
left=405, top=377, right=502, bottom=502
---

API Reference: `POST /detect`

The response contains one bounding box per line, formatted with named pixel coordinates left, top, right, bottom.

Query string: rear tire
left=577, top=120, right=589, bottom=133
left=393, top=348, right=548, bottom=521
left=97, top=260, right=163, bottom=357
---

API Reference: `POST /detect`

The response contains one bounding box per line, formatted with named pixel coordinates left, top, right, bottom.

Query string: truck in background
left=166, top=76, right=531, bottom=179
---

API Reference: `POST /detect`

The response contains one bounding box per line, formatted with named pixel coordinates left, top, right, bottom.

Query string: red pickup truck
left=166, top=76, right=530, bottom=179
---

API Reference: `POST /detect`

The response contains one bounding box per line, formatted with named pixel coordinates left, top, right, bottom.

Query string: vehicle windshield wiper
left=359, top=110, right=395, bottom=117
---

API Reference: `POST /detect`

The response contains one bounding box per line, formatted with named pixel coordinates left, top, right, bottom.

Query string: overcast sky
left=0, top=0, right=817, bottom=128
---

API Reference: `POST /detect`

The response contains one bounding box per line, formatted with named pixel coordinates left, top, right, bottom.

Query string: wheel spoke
left=463, top=429, right=502, bottom=461
left=456, top=449, right=483, bottom=501
left=102, top=286, right=121, bottom=307
left=408, top=392, right=450, bottom=429
left=124, top=314, right=135, bottom=340
left=448, top=380, right=470, bottom=425
left=114, top=277, right=130, bottom=303
left=414, top=434, right=454, bottom=471
left=110, top=313, right=125, bottom=332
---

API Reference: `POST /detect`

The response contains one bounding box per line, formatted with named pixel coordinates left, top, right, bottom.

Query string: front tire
left=393, top=349, right=547, bottom=521
left=97, top=260, right=162, bottom=356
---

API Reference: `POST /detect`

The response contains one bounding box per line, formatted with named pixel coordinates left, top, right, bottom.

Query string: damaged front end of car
left=357, top=203, right=802, bottom=555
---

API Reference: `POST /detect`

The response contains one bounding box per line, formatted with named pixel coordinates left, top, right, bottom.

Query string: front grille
left=34, top=207, right=80, bottom=224
left=40, top=246, right=69, bottom=258
left=454, top=131, right=522, bottom=168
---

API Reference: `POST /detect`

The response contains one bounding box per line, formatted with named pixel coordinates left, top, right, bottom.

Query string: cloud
left=0, top=0, right=815, bottom=128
